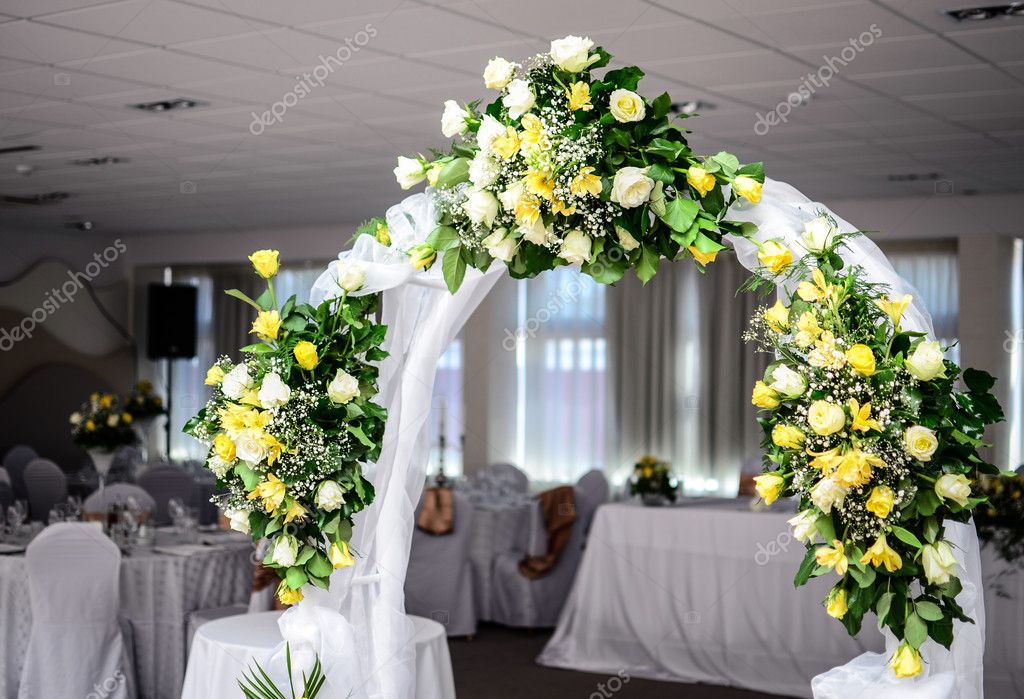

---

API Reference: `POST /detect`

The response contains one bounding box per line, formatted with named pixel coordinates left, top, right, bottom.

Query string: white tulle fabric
left=725, top=178, right=985, bottom=699
left=259, top=192, right=503, bottom=699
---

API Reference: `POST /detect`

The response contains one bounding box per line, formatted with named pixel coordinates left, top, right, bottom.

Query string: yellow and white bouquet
left=70, top=392, right=138, bottom=452
left=185, top=250, right=387, bottom=604
left=388, top=35, right=764, bottom=292
left=630, top=455, right=678, bottom=504
left=745, top=225, right=1004, bottom=678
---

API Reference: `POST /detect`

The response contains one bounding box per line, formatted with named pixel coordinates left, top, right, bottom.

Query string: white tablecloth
left=466, top=499, right=542, bottom=621
left=0, top=530, right=254, bottom=699
left=181, top=611, right=456, bottom=699
left=539, top=500, right=1024, bottom=697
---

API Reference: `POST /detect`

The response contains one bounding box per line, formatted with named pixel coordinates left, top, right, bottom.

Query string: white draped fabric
left=726, top=178, right=985, bottom=699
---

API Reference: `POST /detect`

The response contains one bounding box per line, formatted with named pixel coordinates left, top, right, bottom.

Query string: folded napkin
left=416, top=487, right=454, bottom=536
left=518, top=485, right=577, bottom=580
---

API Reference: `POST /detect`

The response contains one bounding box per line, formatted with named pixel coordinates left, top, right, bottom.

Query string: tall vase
left=133, top=416, right=157, bottom=464
left=88, top=448, right=115, bottom=494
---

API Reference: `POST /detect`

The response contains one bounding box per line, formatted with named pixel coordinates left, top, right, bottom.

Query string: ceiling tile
left=0, top=20, right=146, bottom=64
left=182, top=0, right=405, bottom=27
left=854, top=64, right=1021, bottom=97
left=179, top=29, right=388, bottom=73
left=944, top=24, right=1024, bottom=64
left=0, top=0, right=127, bottom=19
left=787, top=35, right=979, bottom=75
left=83, top=49, right=248, bottom=84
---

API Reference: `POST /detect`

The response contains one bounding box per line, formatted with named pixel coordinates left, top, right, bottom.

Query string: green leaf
left=646, top=138, right=690, bottom=161
left=636, top=245, right=660, bottom=284
left=917, top=490, right=942, bottom=517
left=904, top=611, right=928, bottom=648
left=583, top=251, right=628, bottom=285
left=254, top=288, right=274, bottom=312
left=923, top=517, right=940, bottom=544
left=692, top=231, right=726, bottom=254
left=425, top=225, right=461, bottom=251
left=876, top=591, right=894, bottom=627
left=657, top=196, right=699, bottom=233
left=736, top=161, right=765, bottom=182
left=224, top=288, right=262, bottom=311
left=603, top=66, right=644, bottom=91
left=794, top=546, right=817, bottom=587
left=285, top=566, right=308, bottom=590
left=306, top=553, right=333, bottom=578
left=815, top=514, right=836, bottom=543
left=849, top=563, right=876, bottom=588
left=652, top=92, right=672, bottom=120
left=891, top=525, right=923, bottom=549
left=235, top=461, right=260, bottom=490
left=442, top=246, right=467, bottom=294
left=915, top=600, right=943, bottom=621
left=434, top=157, right=469, bottom=189
left=345, top=424, right=375, bottom=448
left=929, top=619, right=955, bottom=649
left=963, top=367, right=995, bottom=393
left=647, top=162, right=675, bottom=184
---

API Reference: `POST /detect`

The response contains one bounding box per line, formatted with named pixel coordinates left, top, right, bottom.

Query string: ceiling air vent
left=1, top=192, right=72, bottom=206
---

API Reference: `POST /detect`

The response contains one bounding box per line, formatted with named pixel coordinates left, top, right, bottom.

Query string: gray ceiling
left=0, top=0, right=1023, bottom=235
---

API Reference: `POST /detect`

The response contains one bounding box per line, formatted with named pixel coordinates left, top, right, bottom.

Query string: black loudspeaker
left=147, top=284, right=198, bottom=359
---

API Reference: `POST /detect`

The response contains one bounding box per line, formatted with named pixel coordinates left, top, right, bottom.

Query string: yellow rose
left=205, top=365, right=225, bottom=386
left=757, top=240, right=792, bottom=274
left=751, top=380, right=780, bottom=409
left=330, top=541, right=355, bottom=569
left=121, top=412, right=133, bottom=424
left=408, top=244, right=437, bottom=271
left=85, top=419, right=96, bottom=432
left=890, top=643, right=923, bottom=678
left=807, top=400, right=846, bottom=436
left=250, top=309, right=282, bottom=342
left=772, top=424, right=805, bottom=450
left=865, top=485, right=895, bottom=518
left=293, top=341, right=319, bottom=370
left=764, top=300, right=790, bottom=333
left=732, top=175, right=762, bottom=204
left=754, top=473, right=785, bottom=505
left=248, top=249, right=280, bottom=279
left=935, top=473, right=971, bottom=507
left=565, top=81, right=593, bottom=111
left=860, top=533, right=902, bottom=572
left=686, top=166, right=716, bottom=197
left=846, top=344, right=876, bottom=376
left=904, top=425, right=938, bottom=461
left=276, top=582, right=304, bottom=606
left=608, top=89, right=645, bottom=123
left=815, top=539, right=848, bottom=576
left=687, top=246, right=717, bottom=266
left=826, top=588, right=848, bottom=619
left=213, top=433, right=236, bottom=462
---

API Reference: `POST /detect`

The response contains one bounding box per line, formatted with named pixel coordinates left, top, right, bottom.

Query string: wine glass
left=66, top=495, right=83, bottom=522
left=7, top=501, right=27, bottom=539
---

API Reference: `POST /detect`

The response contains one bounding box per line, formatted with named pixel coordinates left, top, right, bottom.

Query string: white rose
left=904, top=425, right=939, bottom=462
left=483, top=229, right=517, bottom=262
left=476, top=114, right=506, bottom=155
left=608, top=89, right=646, bottom=123
left=70, top=412, right=82, bottom=426
left=327, top=369, right=360, bottom=405
left=810, top=477, right=847, bottom=514
left=225, top=507, right=249, bottom=534
left=462, top=188, right=499, bottom=228
left=208, top=455, right=233, bottom=478
left=520, top=217, right=554, bottom=246
left=469, top=151, right=499, bottom=188
left=922, top=540, right=957, bottom=586
left=802, top=216, right=837, bottom=253
left=316, top=480, right=346, bottom=511
left=768, top=365, right=806, bottom=398
left=234, top=428, right=268, bottom=464
left=502, top=79, right=535, bottom=120
left=549, top=35, right=595, bottom=72
left=333, top=258, right=365, bottom=292
left=221, top=364, right=252, bottom=400
left=393, top=156, right=426, bottom=190
left=106, top=414, right=119, bottom=427
left=787, top=509, right=818, bottom=543
left=441, top=99, right=469, bottom=138
left=483, top=56, right=515, bottom=89
left=498, top=180, right=524, bottom=212
left=257, top=372, right=291, bottom=409
left=935, top=473, right=971, bottom=507
left=906, top=341, right=946, bottom=381
left=610, top=166, right=655, bottom=209
left=807, top=400, right=846, bottom=436
left=270, top=534, right=298, bottom=567
left=557, top=230, right=592, bottom=266
left=615, top=225, right=640, bottom=251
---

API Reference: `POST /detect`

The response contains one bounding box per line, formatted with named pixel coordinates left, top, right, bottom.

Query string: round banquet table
left=0, top=529, right=254, bottom=699
left=181, top=611, right=456, bottom=699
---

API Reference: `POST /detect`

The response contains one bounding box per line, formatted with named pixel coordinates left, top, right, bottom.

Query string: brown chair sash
left=416, top=487, right=454, bottom=536
left=518, top=485, right=577, bottom=580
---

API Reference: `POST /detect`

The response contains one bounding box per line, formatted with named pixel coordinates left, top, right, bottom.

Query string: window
left=1008, top=239, right=1024, bottom=470
left=426, top=339, right=464, bottom=478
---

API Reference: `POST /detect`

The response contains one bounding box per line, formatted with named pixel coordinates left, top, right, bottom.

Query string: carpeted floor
left=448, top=623, right=795, bottom=698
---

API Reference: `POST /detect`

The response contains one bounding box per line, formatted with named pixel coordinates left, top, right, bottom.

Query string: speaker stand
left=164, top=357, right=175, bottom=463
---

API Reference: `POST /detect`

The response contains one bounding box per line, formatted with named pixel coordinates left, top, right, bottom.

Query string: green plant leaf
left=891, top=526, right=923, bottom=549
left=442, top=246, right=467, bottom=294
left=904, top=611, right=928, bottom=648
left=636, top=245, right=660, bottom=284
left=657, top=196, right=699, bottom=233
left=915, top=600, right=943, bottom=621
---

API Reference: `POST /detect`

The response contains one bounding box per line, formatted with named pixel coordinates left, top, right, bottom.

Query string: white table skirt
left=181, top=611, right=456, bottom=699
left=539, top=500, right=1024, bottom=698
left=0, top=532, right=254, bottom=699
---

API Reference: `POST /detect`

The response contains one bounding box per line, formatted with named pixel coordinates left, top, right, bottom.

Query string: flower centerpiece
left=123, top=380, right=166, bottom=419
left=386, top=35, right=764, bottom=292
left=975, top=471, right=1024, bottom=564
left=70, top=392, right=138, bottom=484
left=184, top=249, right=387, bottom=604
left=744, top=221, right=1004, bottom=678
left=630, top=455, right=677, bottom=505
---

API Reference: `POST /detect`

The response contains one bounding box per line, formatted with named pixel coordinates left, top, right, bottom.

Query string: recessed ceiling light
left=0, top=145, right=41, bottom=155
left=2, top=191, right=71, bottom=206
left=886, top=172, right=942, bottom=182
left=672, top=100, right=715, bottom=115
left=1006, top=1, right=1024, bottom=15
left=129, top=97, right=208, bottom=112
left=944, top=3, right=1024, bottom=20
left=72, top=156, right=129, bottom=167
left=15, top=164, right=35, bottom=176
left=66, top=220, right=93, bottom=231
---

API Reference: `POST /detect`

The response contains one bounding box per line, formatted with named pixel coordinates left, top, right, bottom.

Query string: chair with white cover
left=83, top=483, right=156, bottom=519
left=137, top=464, right=194, bottom=525
left=107, top=446, right=143, bottom=484
left=405, top=490, right=477, bottom=636
left=19, top=522, right=136, bottom=699
left=0, top=479, right=12, bottom=511
left=485, top=462, right=530, bottom=493
left=2, top=444, right=37, bottom=501
left=23, top=458, right=68, bottom=523
left=490, top=469, right=609, bottom=628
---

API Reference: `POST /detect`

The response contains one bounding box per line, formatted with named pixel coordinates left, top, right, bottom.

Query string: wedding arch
left=187, top=35, right=1003, bottom=699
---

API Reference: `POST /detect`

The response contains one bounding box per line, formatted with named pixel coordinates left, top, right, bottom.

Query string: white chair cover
left=2, top=445, right=36, bottom=501
left=405, top=490, right=476, bottom=636
left=137, top=464, right=195, bottom=524
left=726, top=177, right=985, bottom=699
left=0, top=467, right=10, bottom=486
left=484, top=463, right=530, bottom=493
left=83, top=483, right=156, bottom=515
left=490, top=469, right=609, bottom=628
left=18, top=522, right=135, bottom=699
left=23, top=458, right=67, bottom=522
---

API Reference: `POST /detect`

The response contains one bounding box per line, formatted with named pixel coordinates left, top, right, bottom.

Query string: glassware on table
left=65, top=495, right=83, bottom=522
left=47, top=505, right=66, bottom=524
